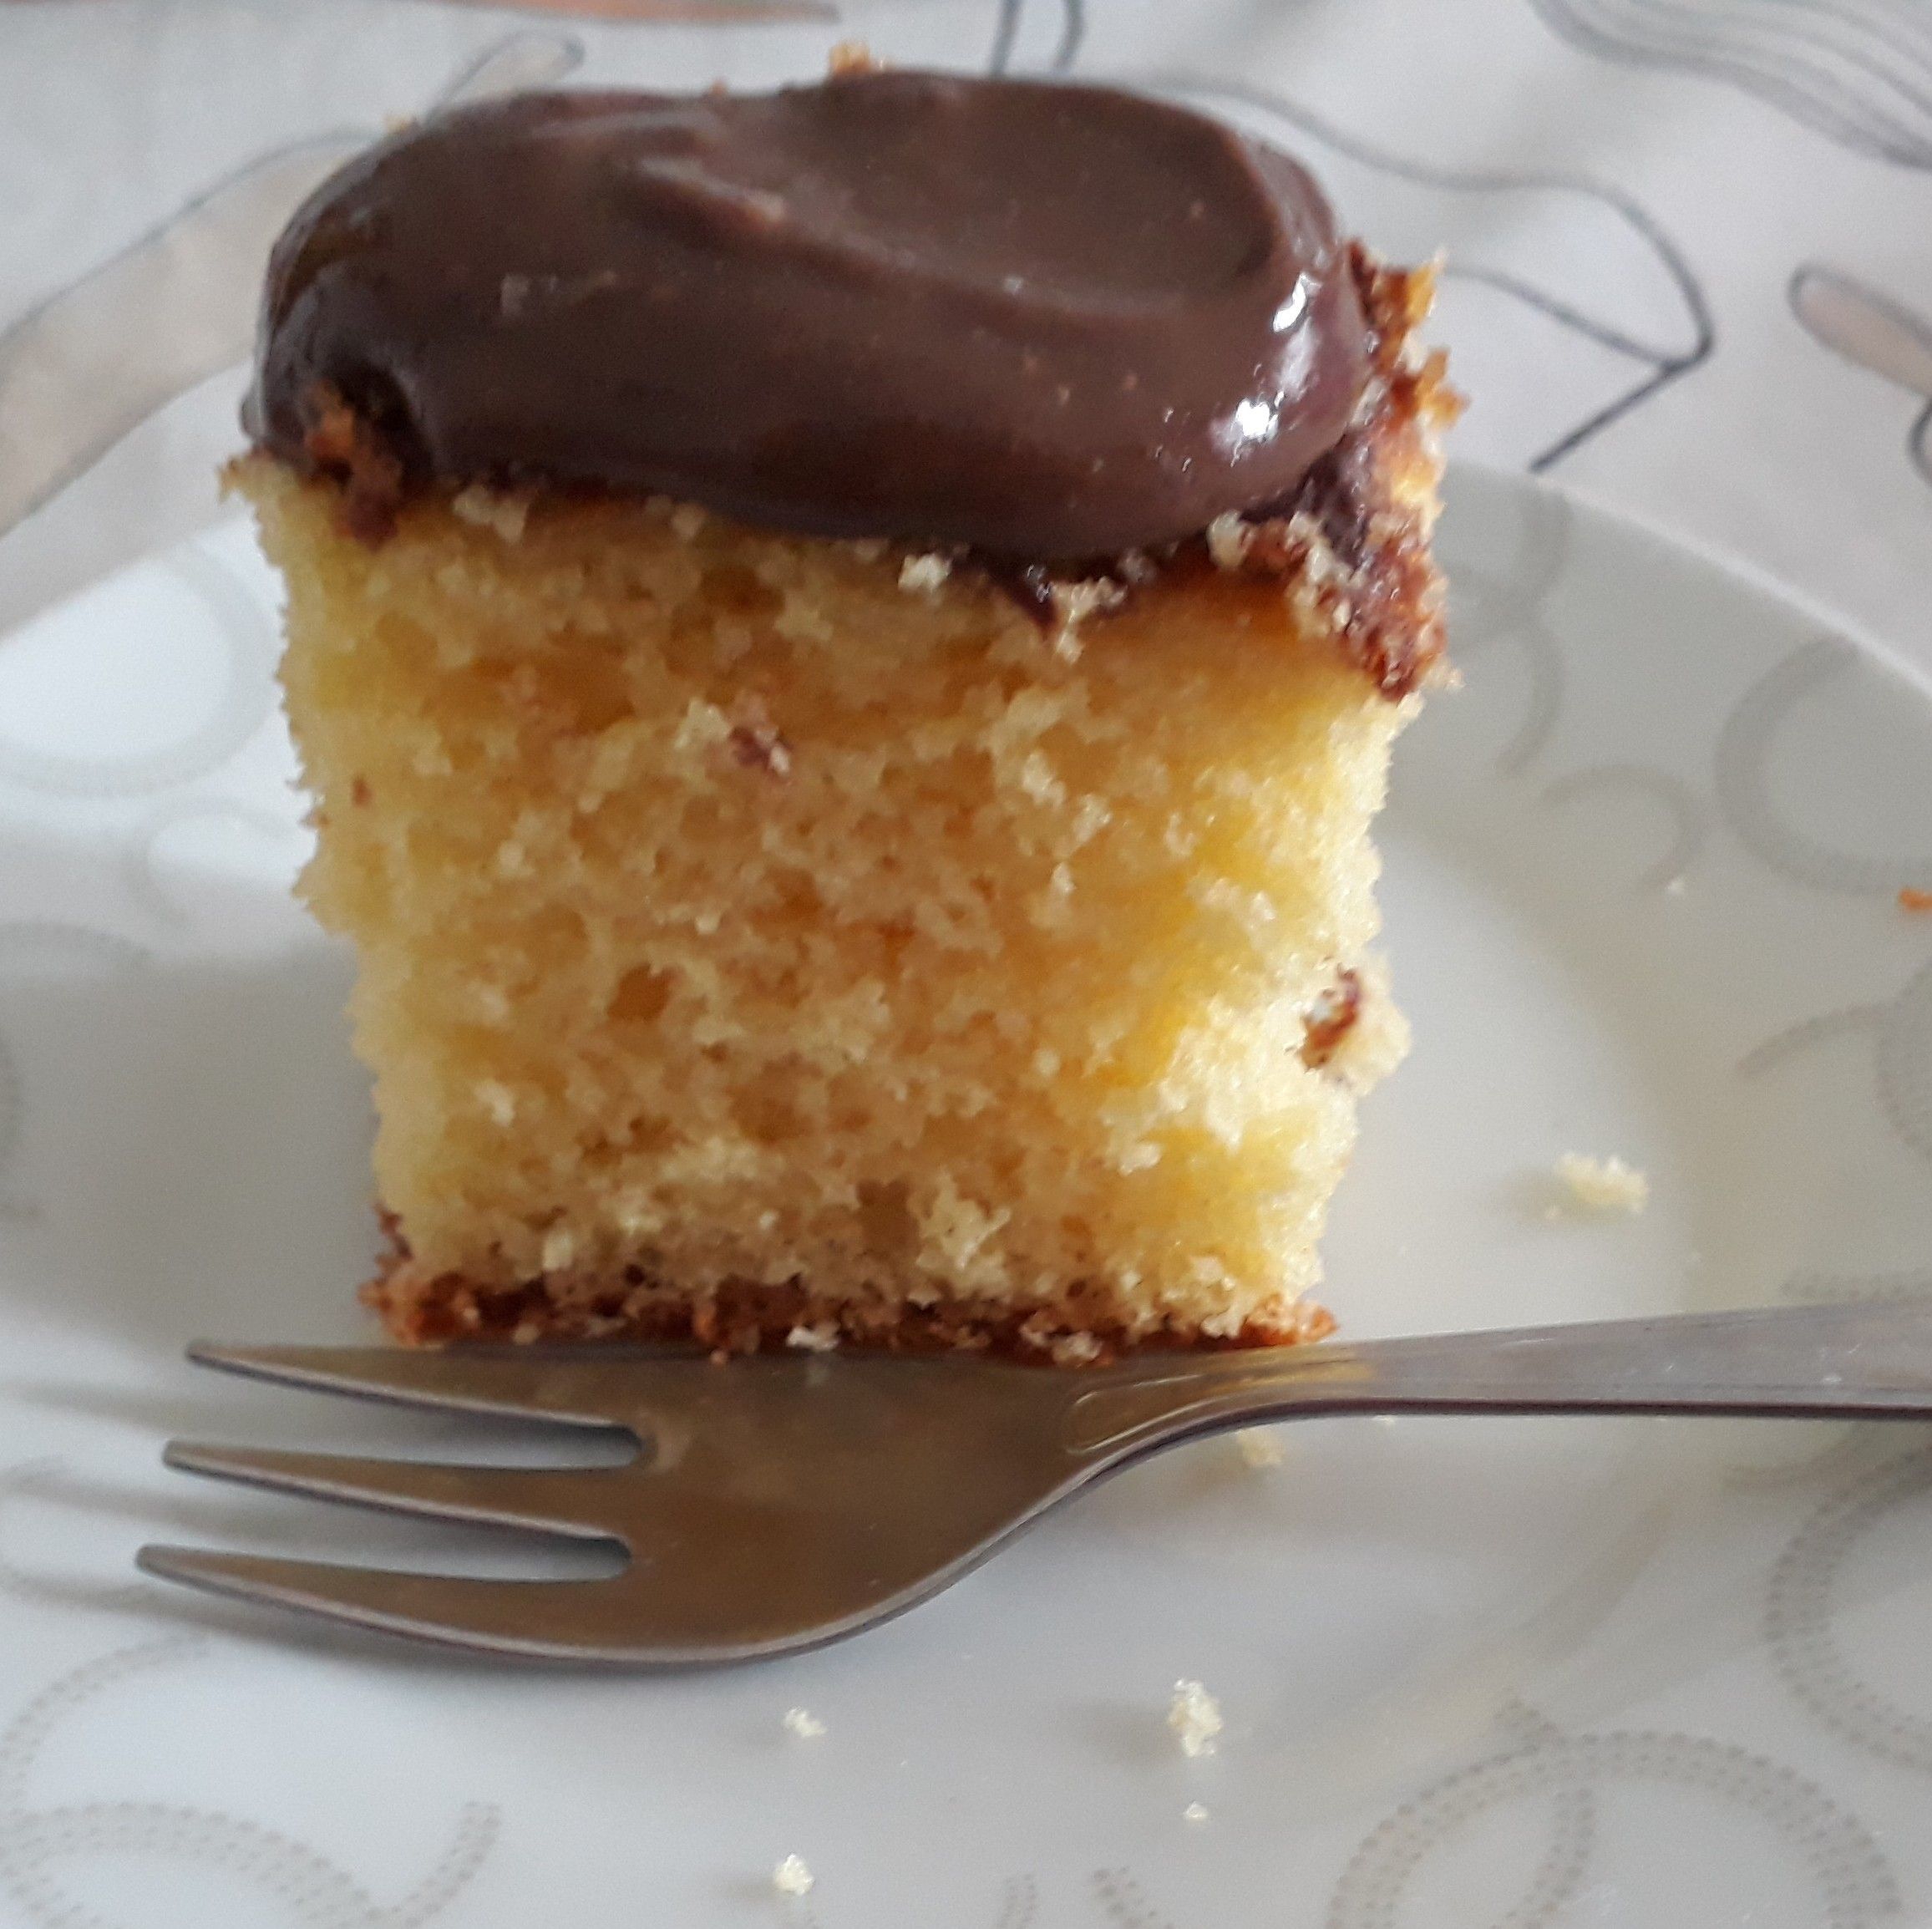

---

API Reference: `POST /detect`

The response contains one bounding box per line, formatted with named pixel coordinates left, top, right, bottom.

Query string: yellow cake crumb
left=785, top=1322, right=840, bottom=1353
left=773, top=1854, right=814, bottom=1896
left=898, top=552, right=952, bottom=594
left=1169, top=1679, right=1224, bottom=1757
left=1235, top=1427, right=1287, bottom=1470
left=783, top=1707, right=826, bottom=1739
left=1554, top=1152, right=1650, bottom=1215
left=450, top=485, right=529, bottom=545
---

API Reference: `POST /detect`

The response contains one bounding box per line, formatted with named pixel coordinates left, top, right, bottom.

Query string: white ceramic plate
left=2, top=465, right=1929, bottom=1929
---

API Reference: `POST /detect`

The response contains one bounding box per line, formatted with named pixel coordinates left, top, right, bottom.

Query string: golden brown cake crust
left=365, top=1216, right=1337, bottom=1363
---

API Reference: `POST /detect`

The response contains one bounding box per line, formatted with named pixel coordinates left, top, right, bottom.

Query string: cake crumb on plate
left=773, top=1854, right=814, bottom=1896
left=1235, top=1428, right=1285, bottom=1470
left=1184, top=1802, right=1210, bottom=1823
left=1169, top=1679, right=1223, bottom=1757
left=783, top=1707, right=826, bottom=1739
left=1554, top=1152, right=1649, bottom=1214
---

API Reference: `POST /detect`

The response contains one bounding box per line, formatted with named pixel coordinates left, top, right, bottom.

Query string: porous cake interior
left=246, top=465, right=1412, bottom=1356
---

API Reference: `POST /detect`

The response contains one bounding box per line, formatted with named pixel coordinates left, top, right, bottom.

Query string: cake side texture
left=238, top=256, right=1450, bottom=1360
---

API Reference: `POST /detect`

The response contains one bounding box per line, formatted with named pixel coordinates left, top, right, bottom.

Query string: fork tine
left=162, top=1440, right=624, bottom=1542
left=184, top=1341, right=648, bottom=1429
left=134, top=1545, right=647, bottom=1662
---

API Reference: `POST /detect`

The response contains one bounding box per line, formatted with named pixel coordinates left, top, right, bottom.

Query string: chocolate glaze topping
left=247, top=73, right=1371, bottom=559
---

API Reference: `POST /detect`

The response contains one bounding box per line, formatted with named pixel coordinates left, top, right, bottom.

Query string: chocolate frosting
left=247, top=73, right=1370, bottom=559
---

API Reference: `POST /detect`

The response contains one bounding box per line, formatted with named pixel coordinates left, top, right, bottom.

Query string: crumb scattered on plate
left=1554, top=1152, right=1649, bottom=1214
left=773, top=1854, right=814, bottom=1897
left=783, top=1706, right=826, bottom=1739
left=1184, top=1802, right=1210, bottom=1823
left=1235, top=1428, right=1286, bottom=1470
left=1902, top=886, right=1932, bottom=913
left=1169, top=1679, right=1224, bottom=1757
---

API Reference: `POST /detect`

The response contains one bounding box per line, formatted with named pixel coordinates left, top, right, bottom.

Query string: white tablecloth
left=1, top=0, right=1929, bottom=682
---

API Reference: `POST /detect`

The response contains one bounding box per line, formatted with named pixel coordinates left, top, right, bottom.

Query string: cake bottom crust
left=365, top=1221, right=1336, bottom=1366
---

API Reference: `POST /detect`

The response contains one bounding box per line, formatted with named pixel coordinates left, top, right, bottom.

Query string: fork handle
left=1065, top=1301, right=1932, bottom=1459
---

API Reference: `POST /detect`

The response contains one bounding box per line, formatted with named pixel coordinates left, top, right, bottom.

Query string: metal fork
left=139, top=1299, right=1932, bottom=1665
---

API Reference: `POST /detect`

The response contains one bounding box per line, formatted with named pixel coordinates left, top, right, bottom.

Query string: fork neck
left=1062, top=1302, right=1932, bottom=1462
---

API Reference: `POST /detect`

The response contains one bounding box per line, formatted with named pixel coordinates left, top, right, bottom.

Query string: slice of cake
left=233, top=69, right=1454, bottom=1359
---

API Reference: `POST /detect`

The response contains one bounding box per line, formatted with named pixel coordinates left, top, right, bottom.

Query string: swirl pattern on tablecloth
left=1529, top=0, right=1932, bottom=168
left=1789, top=266, right=1932, bottom=495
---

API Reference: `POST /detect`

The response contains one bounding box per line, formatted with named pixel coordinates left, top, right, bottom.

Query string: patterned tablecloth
left=2, top=5, right=1931, bottom=1928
